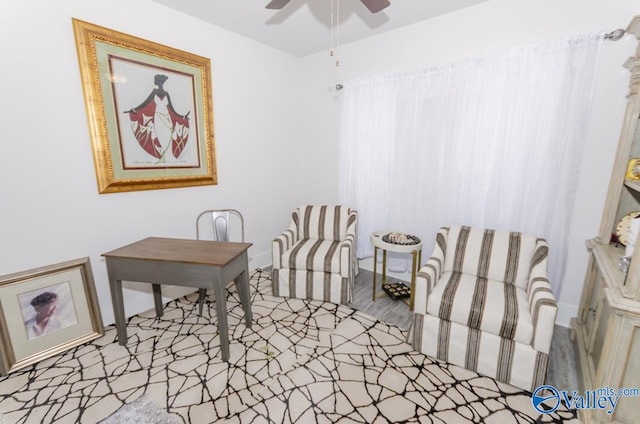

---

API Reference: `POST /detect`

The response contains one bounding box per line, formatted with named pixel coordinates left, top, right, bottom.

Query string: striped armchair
left=409, top=225, right=557, bottom=392
left=271, top=205, right=358, bottom=305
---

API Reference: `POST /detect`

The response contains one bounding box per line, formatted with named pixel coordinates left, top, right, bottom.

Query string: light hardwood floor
left=351, top=269, right=579, bottom=391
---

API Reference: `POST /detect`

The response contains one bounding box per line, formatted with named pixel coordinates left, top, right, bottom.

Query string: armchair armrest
left=527, top=240, right=557, bottom=354
left=339, top=210, right=358, bottom=277
left=413, top=229, right=447, bottom=315
left=339, top=235, right=355, bottom=277
left=272, top=222, right=298, bottom=270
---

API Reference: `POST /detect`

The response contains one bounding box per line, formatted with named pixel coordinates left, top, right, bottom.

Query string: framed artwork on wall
left=72, top=18, right=217, bottom=194
left=625, top=158, right=640, bottom=181
left=0, top=258, right=104, bottom=375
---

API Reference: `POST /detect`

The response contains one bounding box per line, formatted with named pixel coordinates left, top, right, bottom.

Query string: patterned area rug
left=0, top=270, right=577, bottom=423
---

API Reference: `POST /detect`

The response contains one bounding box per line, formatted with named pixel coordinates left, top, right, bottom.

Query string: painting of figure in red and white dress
left=111, top=59, right=201, bottom=169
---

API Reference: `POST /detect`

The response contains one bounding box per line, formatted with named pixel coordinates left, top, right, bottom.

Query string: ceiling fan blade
left=266, top=0, right=292, bottom=9
left=361, top=0, right=390, bottom=13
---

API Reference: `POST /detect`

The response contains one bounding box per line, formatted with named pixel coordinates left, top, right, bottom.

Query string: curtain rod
left=335, top=28, right=627, bottom=91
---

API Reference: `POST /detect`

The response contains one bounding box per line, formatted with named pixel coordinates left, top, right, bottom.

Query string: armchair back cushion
left=295, top=205, right=350, bottom=241
left=442, top=225, right=538, bottom=290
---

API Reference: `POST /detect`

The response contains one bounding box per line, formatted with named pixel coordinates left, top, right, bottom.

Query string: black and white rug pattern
left=0, top=271, right=577, bottom=423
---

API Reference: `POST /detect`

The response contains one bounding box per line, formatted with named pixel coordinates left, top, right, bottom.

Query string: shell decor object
left=382, top=232, right=421, bottom=245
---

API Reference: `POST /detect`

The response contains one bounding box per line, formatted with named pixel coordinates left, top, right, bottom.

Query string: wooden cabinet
left=573, top=16, right=640, bottom=424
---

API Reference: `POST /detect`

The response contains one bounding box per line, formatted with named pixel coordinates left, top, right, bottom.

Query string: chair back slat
left=196, top=209, right=245, bottom=242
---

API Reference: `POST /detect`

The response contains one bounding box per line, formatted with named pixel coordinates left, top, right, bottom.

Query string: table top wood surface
left=102, top=237, right=253, bottom=266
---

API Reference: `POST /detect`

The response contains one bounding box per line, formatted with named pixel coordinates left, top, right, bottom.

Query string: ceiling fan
left=266, top=0, right=390, bottom=14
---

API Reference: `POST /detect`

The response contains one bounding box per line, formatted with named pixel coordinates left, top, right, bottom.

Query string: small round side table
left=370, top=231, right=423, bottom=310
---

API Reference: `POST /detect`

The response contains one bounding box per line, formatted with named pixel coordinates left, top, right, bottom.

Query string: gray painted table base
left=102, top=237, right=253, bottom=361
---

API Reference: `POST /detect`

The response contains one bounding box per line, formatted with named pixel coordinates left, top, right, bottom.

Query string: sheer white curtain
left=338, top=34, right=603, bottom=294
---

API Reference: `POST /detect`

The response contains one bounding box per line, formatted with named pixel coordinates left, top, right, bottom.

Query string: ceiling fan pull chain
left=329, top=0, right=341, bottom=66
left=330, top=0, right=335, bottom=57
left=335, top=0, right=340, bottom=67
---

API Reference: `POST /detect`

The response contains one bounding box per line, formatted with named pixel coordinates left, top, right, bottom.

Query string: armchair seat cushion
left=281, top=239, right=342, bottom=273
left=427, top=272, right=533, bottom=345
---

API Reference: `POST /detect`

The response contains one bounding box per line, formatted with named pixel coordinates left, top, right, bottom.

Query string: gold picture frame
left=72, top=19, right=217, bottom=193
left=0, top=258, right=104, bottom=375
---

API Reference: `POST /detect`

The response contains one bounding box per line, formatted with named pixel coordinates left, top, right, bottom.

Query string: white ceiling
left=152, top=0, right=488, bottom=57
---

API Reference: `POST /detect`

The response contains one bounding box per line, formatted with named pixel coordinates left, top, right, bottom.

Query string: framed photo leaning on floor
left=0, top=258, right=103, bottom=375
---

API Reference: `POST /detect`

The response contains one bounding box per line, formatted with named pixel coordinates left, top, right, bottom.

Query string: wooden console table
left=102, top=237, right=253, bottom=361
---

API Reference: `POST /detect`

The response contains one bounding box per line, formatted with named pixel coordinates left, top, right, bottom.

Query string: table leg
left=234, top=269, right=252, bottom=328
left=372, top=246, right=378, bottom=302
left=108, top=277, right=128, bottom=346
left=213, top=280, right=230, bottom=361
left=410, top=250, right=418, bottom=311
left=152, top=284, right=164, bottom=317
left=382, top=249, right=388, bottom=286
left=197, top=289, right=207, bottom=317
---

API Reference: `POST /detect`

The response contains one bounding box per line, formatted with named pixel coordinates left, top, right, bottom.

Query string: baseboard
left=250, top=250, right=272, bottom=272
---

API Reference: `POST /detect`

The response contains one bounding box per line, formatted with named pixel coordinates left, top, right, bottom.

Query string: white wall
left=298, top=0, right=639, bottom=326
left=2, top=0, right=638, bottom=329
left=0, top=0, right=304, bottom=325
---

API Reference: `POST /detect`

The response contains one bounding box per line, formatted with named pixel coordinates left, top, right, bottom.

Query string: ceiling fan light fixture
left=265, top=0, right=292, bottom=10
left=265, top=0, right=390, bottom=14
left=362, top=0, right=390, bottom=14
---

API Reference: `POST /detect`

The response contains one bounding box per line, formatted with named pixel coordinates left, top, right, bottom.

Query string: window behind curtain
left=338, top=34, right=603, bottom=295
